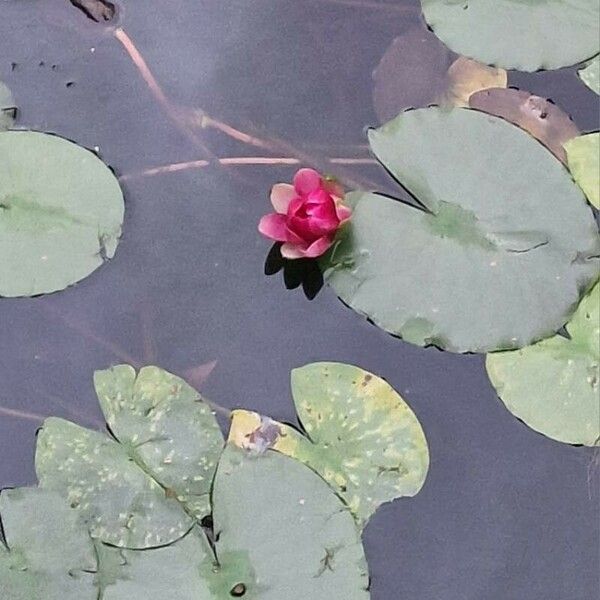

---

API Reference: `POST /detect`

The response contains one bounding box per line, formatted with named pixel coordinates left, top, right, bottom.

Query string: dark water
left=1, top=1, right=599, bottom=598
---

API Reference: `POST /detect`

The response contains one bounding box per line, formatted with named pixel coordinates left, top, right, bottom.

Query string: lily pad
left=0, top=81, right=16, bottom=130
left=421, top=0, right=600, bottom=71
left=101, top=446, right=370, bottom=599
left=486, top=282, right=600, bottom=446
left=578, top=55, right=600, bottom=95
left=469, top=88, right=579, bottom=162
left=0, top=130, right=124, bottom=297
left=229, top=362, right=429, bottom=527
left=0, top=487, right=97, bottom=600
left=440, top=56, right=507, bottom=107
left=36, top=365, right=223, bottom=549
left=564, top=133, right=600, bottom=208
left=321, top=108, right=600, bottom=353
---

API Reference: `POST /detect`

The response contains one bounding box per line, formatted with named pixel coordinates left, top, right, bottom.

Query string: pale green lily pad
left=486, top=282, right=600, bottom=446
left=0, top=487, right=97, bottom=600
left=564, top=133, right=600, bottom=208
left=101, top=446, right=370, bottom=599
left=0, top=82, right=16, bottom=130
left=421, top=0, right=600, bottom=71
left=321, top=108, right=600, bottom=353
left=36, top=366, right=223, bottom=549
left=229, top=362, right=429, bottom=527
left=94, top=365, right=224, bottom=521
left=578, top=55, right=600, bottom=95
left=0, top=131, right=124, bottom=297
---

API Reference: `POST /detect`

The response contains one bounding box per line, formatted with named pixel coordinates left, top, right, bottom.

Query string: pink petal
left=281, top=242, right=308, bottom=259
left=270, top=183, right=296, bottom=214
left=302, top=236, right=334, bottom=258
left=335, top=201, right=352, bottom=222
left=323, top=178, right=344, bottom=199
left=293, top=168, right=322, bottom=196
left=258, top=213, right=290, bottom=242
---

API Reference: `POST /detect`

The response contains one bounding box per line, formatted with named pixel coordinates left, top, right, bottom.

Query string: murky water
left=1, top=1, right=598, bottom=598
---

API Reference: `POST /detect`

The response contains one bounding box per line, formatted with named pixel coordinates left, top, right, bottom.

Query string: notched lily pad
left=101, top=446, right=370, bottom=599
left=0, top=131, right=124, bottom=297
left=0, top=82, right=16, bottom=130
left=321, top=107, right=600, bottom=353
left=229, top=362, right=429, bottom=527
left=564, top=133, right=600, bottom=208
left=421, top=0, right=600, bottom=71
left=469, top=88, right=579, bottom=162
left=487, top=282, right=600, bottom=446
left=35, top=365, right=223, bottom=549
left=578, top=55, right=600, bottom=95
left=0, top=487, right=97, bottom=600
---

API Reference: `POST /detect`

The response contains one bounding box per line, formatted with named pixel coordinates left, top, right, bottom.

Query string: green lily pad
left=0, top=82, right=16, bottom=130
left=564, top=133, right=600, bottom=208
left=486, top=282, right=600, bottom=446
left=101, top=445, right=370, bottom=599
left=0, top=487, right=97, bottom=600
left=229, top=362, right=429, bottom=527
left=420, top=0, right=600, bottom=71
left=0, top=130, right=124, bottom=297
left=94, top=365, right=225, bottom=520
left=321, top=108, right=600, bottom=353
left=578, top=55, right=600, bottom=95
left=35, top=366, right=223, bottom=549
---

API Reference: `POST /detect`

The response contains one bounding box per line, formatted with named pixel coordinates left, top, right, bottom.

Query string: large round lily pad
left=564, top=133, right=600, bottom=208
left=0, top=131, right=124, bottom=297
left=420, top=0, right=600, bottom=71
left=35, top=365, right=224, bottom=549
left=0, top=488, right=97, bottom=600
left=321, top=108, right=600, bottom=353
left=578, top=55, right=599, bottom=95
left=229, top=362, right=429, bottom=527
left=486, top=282, right=600, bottom=446
left=100, top=446, right=370, bottom=599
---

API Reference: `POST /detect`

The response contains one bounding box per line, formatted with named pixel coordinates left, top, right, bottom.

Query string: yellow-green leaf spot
left=487, top=281, right=600, bottom=446
left=564, top=132, right=600, bottom=208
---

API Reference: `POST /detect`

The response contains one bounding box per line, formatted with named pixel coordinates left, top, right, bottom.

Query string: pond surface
left=0, top=1, right=598, bottom=598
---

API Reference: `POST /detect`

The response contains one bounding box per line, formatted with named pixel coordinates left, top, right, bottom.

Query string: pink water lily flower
left=258, top=168, right=352, bottom=259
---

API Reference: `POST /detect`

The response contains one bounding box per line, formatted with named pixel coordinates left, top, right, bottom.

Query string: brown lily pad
left=469, top=88, right=579, bottom=162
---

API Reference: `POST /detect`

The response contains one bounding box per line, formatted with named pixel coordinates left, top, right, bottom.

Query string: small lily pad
left=36, top=365, right=223, bottom=549
left=229, top=362, right=429, bottom=527
left=0, top=82, right=16, bottom=130
left=469, top=88, right=579, bottom=162
left=564, top=133, right=600, bottom=208
left=321, top=108, right=600, bottom=353
left=421, top=0, right=600, bottom=71
left=486, top=282, right=600, bottom=446
left=440, top=56, right=507, bottom=107
left=578, top=55, right=600, bottom=95
left=0, top=487, right=97, bottom=600
left=0, top=130, right=124, bottom=297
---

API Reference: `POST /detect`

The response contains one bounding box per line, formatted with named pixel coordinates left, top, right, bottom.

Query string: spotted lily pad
left=99, top=445, right=370, bottom=599
left=486, top=282, right=600, bottom=446
left=0, top=82, right=16, bottom=130
left=421, top=0, right=600, bottom=71
left=0, top=488, right=97, bottom=600
left=35, top=365, right=224, bottom=549
left=578, top=55, right=600, bottom=95
left=229, top=362, right=429, bottom=527
left=564, top=133, right=600, bottom=208
left=0, top=131, right=124, bottom=297
left=469, top=88, right=579, bottom=162
left=321, top=108, right=600, bottom=353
